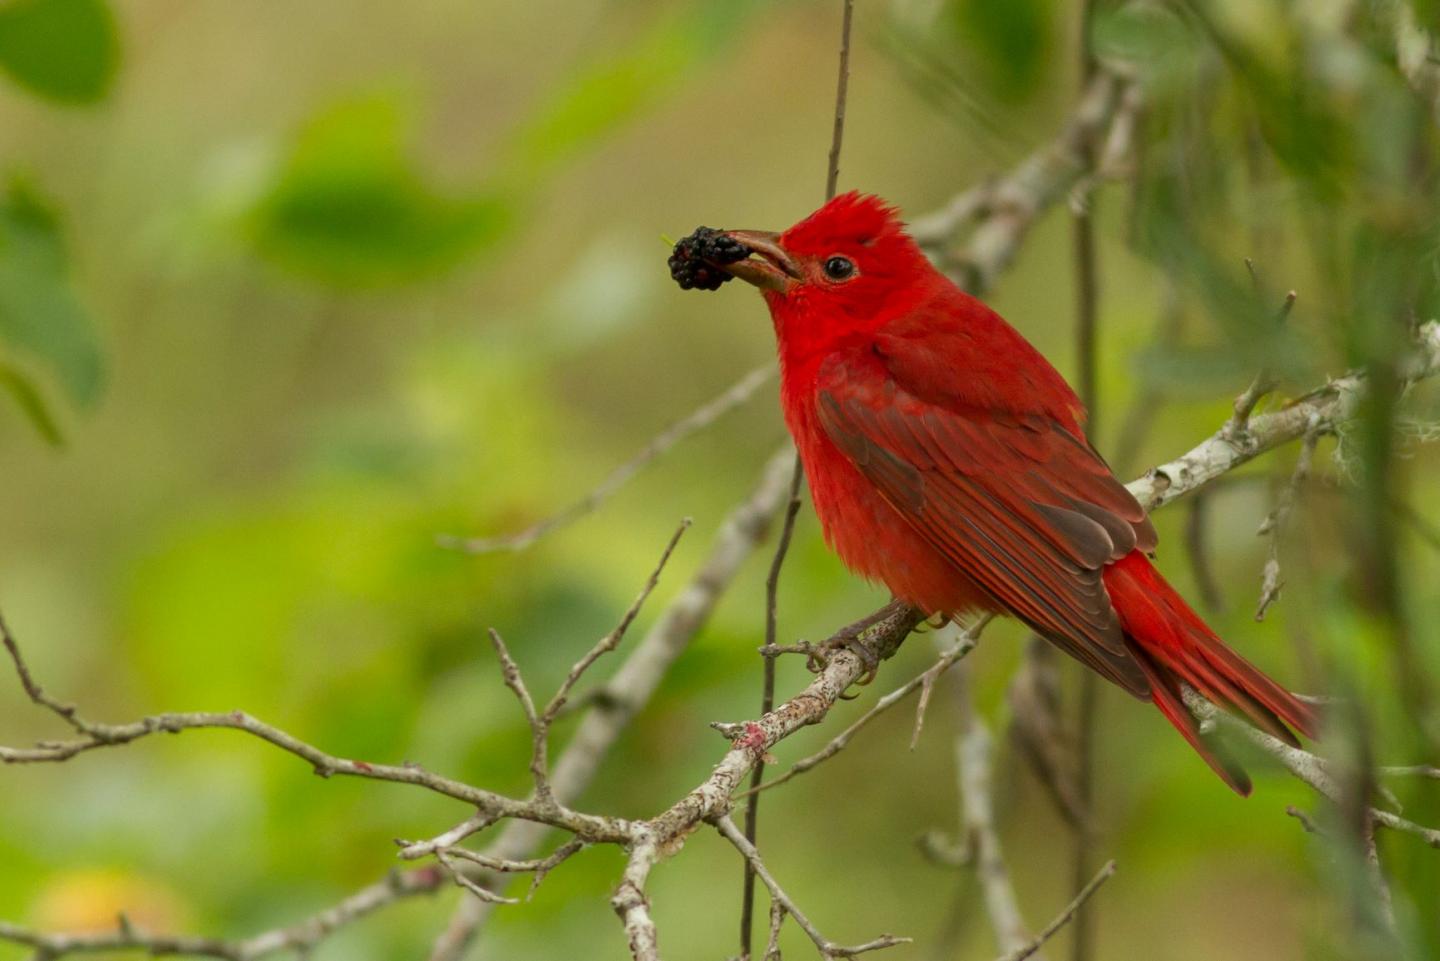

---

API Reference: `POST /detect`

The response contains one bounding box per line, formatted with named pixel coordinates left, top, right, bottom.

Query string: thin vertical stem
left=739, top=2, right=854, bottom=956
left=1070, top=3, right=1101, bottom=961
left=826, top=0, right=855, bottom=204
left=738, top=462, right=803, bottom=957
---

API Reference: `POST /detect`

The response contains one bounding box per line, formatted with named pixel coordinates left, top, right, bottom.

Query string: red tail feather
left=1102, top=552, right=1318, bottom=794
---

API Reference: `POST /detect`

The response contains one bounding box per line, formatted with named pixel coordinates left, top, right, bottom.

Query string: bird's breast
left=783, top=384, right=992, bottom=617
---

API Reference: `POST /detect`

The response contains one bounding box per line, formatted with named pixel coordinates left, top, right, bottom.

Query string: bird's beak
left=718, top=230, right=802, bottom=291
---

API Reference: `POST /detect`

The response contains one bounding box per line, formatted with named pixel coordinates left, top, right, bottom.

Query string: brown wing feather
left=815, top=353, right=1154, bottom=697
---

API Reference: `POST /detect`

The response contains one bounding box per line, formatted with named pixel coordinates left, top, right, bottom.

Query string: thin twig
left=437, top=367, right=770, bottom=553
left=487, top=627, right=549, bottom=798
left=440, top=838, right=586, bottom=900
left=742, top=0, right=853, bottom=952
left=1255, top=423, right=1321, bottom=621
left=1069, top=9, right=1103, bottom=956
left=1006, top=639, right=1087, bottom=831
left=0, top=868, right=446, bottom=961
left=765, top=900, right=787, bottom=961
left=740, top=462, right=802, bottom=956
left=954, top=664, right=1039, bottom=957
left=437, top=851, right=520, bottom=906
left=544, top=518, right=692, bottom=723
left=826, top=0, right=855, bottom=203
left=1220, top=285, right=1298, bottom=442
left=1127, top=322, right=1440, bottom=511
left=1378, top=764, right=1440, bottom=779
left=718, top=815, right=910, bottom=960
left=736, top=616, right=990, bottom=799
left=426, top=449, right=797, bottom=961
left=1286, top=804, right=1324, bottom=836
left=398, top=811, right=499, bottom=861
left=1184, top=689, right=1440, bottom=848
left=910, top=72, right=1131, bottom=297
left=993, top=860, right=1117, bottom=961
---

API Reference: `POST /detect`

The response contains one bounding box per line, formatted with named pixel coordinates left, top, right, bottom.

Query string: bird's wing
left=814, top=348, right=1156, bottom=697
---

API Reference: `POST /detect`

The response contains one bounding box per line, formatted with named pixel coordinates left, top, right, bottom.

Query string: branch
left=744, top=0, right=855, bottom=945
left=437, top=365, right=771, bottom=553
left=1254, top=422, right=1321, bottom=621
left=738, top=615, right=991, bottom=799
left=992, top=860, right=1117, bottom=961
left=425, top=448, right=798, bottom=960
left=910, top=71, right=1137, bottom=296
left=1183, top=690, right=1440, bottom=849
left=485, top=519, right=692, bottom=802
left=12, top=314, right=1440, bottom=960
left=0, top=621, right=631, bottom=838
left=716, top=815, right=910, bottom=959
left=1126, top=321, right=1440, bottom=511
left=1219, top=282, right=1297, bottom=443
left=0, top=868, right=444, bottom=961
left=954, top=665, right=1042, bottom=957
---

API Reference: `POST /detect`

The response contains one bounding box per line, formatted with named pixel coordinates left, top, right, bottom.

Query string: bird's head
left=672, top=193, right=938, bottom=342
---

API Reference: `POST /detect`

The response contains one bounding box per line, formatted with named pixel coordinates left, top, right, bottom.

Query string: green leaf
left=247, top=96, right=511, bottom=287
left=0, top=178, right=105, bottom=408
left=0, top=0, right=118, bottom=104
left=0, top=360, right=62, bottom=444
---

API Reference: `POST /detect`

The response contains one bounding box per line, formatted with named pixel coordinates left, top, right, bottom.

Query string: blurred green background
left=3, top=0, right=1440, bottom=959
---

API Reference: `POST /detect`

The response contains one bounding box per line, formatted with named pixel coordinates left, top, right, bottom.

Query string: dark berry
left=669, top=226, right=753, bottom=292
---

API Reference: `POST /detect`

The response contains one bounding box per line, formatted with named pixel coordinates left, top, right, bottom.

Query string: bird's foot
left=807, top=598, right=914, bottom=688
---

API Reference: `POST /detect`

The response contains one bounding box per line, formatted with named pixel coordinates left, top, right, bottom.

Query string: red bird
left=680, top=192, right=1316, bottom=794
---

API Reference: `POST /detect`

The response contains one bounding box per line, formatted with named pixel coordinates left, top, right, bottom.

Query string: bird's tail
left=1101, top=552, right=1319, bottom=795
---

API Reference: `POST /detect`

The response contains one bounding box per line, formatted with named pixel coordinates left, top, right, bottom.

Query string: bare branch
left=1127, top=322, right=1440, bottom=511
left=1183, top=492, right=1226, bottom=613
left=745, top=0, right=857, bottom=944
left=1006, top=640, right=1087, bottom=831
left=661, top=601, right=926, bottom=843
left=437, top=366, right=771, bottom=553
left=1255, top=423, right=1322, bottom=621
left=824, top=0, right=855, bottom=202
left=992, top=860, right=1117, bottom=961
left=427, top=449, right=798, bottom=960
left=441, top=838, right=586, bottom=900
left=398, top=811, right=499, bottom=861
left=1221, top=286, right=1298, bottom=443
left=0, top=868, right=445, bottom=961
left=764, top=900, right=787, bottom=961
left=2, top=621, right=631, bottom=844
left=487, top=627, right=549, bottom=797
left=1183, top=689, right=1440, bottom=849
left=910, top=72, right=1135, bottom=297
left=1286, top=805, right=1324, bottom=836
left=438, top=851, right=521, bottom=906
left=739, top=616, right=990, bottom=799
left=612, top=838, right=661, bottom=961
left=546, top=519, right=691, bottom=724
left=717, top=815, right=910, bottom=959
left=954, top=665, right=1039, bottom=957
left=742, top=461, right=803, bottom=958
left=1378, top=765, right=1440, bottom=779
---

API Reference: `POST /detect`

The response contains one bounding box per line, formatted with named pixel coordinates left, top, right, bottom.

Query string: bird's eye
left=823, top=255, right=856, bottom=281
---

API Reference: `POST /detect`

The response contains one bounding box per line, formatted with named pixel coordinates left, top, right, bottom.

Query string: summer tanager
left=674, top=192, right=1316, bottom=794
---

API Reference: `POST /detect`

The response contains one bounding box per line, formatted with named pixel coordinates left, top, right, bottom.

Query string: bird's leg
left=808, top=597, right=916, bottom=686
